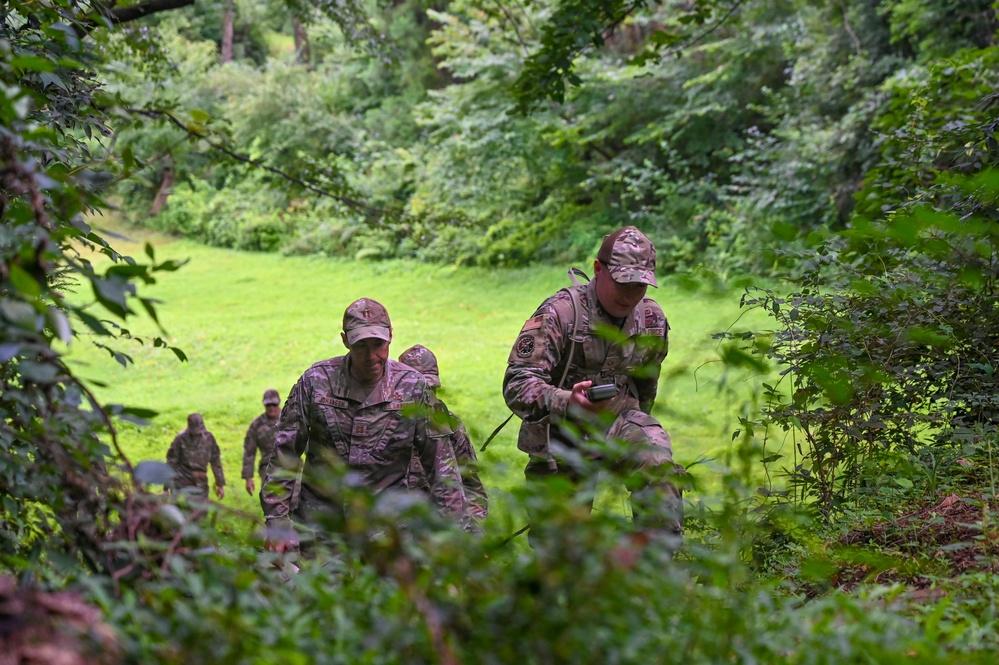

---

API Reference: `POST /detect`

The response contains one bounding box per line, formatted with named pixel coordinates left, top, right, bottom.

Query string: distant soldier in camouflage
left=166, top=413, right=226, bottom=500
left=261, top=298, right=466, bottom=551
left=241, top=388, right=282, bottom=496
left=399, top=344, right=488, bottom=530
left=503, top=226, right=682, bottom=546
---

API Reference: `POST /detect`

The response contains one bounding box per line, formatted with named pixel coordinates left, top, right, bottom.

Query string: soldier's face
left=593, top=260, right=647, bottom=318
left=265, top=404, right=281, bottom=418
left=343, top=334, right=391, bottom=383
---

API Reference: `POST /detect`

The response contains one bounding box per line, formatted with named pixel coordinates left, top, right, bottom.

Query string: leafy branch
left=512, top=0, right=747, bottom=112
left=128, top=107, right=392, bottom=220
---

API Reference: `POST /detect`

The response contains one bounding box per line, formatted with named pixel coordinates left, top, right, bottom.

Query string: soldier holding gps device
left=503, top=226, right=684, bottom=551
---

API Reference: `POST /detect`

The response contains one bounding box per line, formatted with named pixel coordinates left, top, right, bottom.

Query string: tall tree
left=221, top=0, right=235, bottom=63
left=293, top=17, right=311, bottom=68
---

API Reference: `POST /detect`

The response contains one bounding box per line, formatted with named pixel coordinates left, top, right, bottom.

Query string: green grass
left=66, top=216, right=773, bottom=537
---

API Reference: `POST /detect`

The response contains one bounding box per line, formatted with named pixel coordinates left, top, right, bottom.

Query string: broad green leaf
left=46, top=307, right=72, bottom=344
left=10, top=55, right=55, bottom=73
left=7, top=264, right=42, bottom=297
left=0, top=299, right=40, bottom=331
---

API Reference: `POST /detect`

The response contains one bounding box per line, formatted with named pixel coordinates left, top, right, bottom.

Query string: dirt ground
left=835, top=493, right=998, bottom=592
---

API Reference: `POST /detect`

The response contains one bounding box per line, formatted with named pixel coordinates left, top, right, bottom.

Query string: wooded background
left=3, top=1, right=999, bottom=662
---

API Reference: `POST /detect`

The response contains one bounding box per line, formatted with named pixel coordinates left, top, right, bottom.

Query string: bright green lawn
left=66, top=216, right=773, bottom=537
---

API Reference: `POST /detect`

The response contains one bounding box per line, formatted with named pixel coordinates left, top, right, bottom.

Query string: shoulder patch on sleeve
left=521, top=315, right=544, bottom=332
left=515, top=333, right=537, bottom=358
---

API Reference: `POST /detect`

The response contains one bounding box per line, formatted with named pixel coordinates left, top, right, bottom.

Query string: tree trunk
left=293, top=18, right=311, bottom=69
left=221, top=0, right=234, bottom=64
left=150, top=156, right=175, bottom=217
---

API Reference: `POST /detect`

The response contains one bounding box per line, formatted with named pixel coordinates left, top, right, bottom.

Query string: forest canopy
left=3, top=0, right=999, bottom=663
left=81, top=0, right=996, bottom=274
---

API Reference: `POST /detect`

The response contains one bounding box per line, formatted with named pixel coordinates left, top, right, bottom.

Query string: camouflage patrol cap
left=262, top=388, right=280, bottom=406
left=398, top=344, right=441, bottom=388
left=596, top=226, right=658, bottom=287
left=187, top=413, right=205, bottom=433
left=343, top=298, right=392, bottom=345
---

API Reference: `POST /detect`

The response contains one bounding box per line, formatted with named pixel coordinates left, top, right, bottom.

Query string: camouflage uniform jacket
left=503, top=279, right=670, bottom=456
left=261, top=356, right=466, bottom=523
left=167, top=429, right=225, bottom=494
left=241, top=412, right=278, bottom=480
left=405, top=395, right=489, bottom=525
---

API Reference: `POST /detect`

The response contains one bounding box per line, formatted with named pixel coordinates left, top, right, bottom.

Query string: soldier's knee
left=611, top=409, right=672, bottom=452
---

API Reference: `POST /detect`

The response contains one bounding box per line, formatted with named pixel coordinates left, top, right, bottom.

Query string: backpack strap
left=554, top=283, right=585, bottom=386
left=480, top=269, right=587, bottom=453
left=567, top=267, right=589, bottom=286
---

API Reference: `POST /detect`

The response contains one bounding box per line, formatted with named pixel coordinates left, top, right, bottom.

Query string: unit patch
left=515, top=334, right=536, bottom=358
left=644, top=307, right=657, bottom=329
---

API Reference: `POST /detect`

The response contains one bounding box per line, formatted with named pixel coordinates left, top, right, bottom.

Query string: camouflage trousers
left=524, top=408, right=684, bottom=549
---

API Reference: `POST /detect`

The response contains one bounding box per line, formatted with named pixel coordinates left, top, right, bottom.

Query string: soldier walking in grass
left=503, top=226, right=683, bottom=549
left=261, top=298, right=467, bottom=553
left=242, top=388, right=282, bottom=496
left=166, top=412, right=226, bottom=500
left=399, top=344, right=488, bottom=531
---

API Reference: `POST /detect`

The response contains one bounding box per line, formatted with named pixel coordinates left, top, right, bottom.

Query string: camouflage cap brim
left=608, top=265, right=658, bottom=287
left=345, top=325, right=392, bottom=345
left=422, top=373, right=441, bottom=388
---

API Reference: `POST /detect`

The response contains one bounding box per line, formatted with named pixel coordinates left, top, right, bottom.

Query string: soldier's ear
left=340, top=331, right=350, bottom=350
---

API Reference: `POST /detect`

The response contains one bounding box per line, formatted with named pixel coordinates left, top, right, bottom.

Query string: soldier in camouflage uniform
left=166, top=413, right=226, bottom=500
left=261, top=298, right=466, bottom=551
left=399, top=344, right=488, bottom=530
left=503, top=226, right=683, bottom=546
left=241, top=388, right=281, bottom=496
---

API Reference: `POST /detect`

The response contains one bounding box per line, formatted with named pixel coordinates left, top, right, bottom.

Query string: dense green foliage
left=102, top=0, right=998, bottom=278
left=724, top=38, right=999, bottom=517
left=3, top=0, right=999, bottom=663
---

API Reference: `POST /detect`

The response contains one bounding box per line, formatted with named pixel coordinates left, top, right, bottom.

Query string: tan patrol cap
left=262, top=388, right=280, bottom=405
left=596, top=226, right=658, bottom=287
left=342, top=298, right=392, bottom=345
left=398, top=344, right=441, bottom=388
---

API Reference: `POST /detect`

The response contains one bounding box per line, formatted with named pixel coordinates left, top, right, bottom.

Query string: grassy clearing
left=67, top=215, right=773, bottom=537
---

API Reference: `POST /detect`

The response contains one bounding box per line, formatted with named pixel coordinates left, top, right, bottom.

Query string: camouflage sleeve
left=166, top=434, right=181, bottom=467
left=450, top=418, right=488, bottom=524
left=208, top=434, right=225, bottom=487
left=261, top=376, right=310, bottom=522
left=241, top=421, right=257, bottom=480
left=502, top=295, right=573, bottom=422
left=634, top=300, right=670, bottom=414
left=415, top=387, right=466, bottom=518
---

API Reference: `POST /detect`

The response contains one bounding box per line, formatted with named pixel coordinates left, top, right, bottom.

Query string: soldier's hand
left=266, top=538, right=297, bottom=554
left=216, top=485, right=225, bottom=500
left=264, top=521, right=299, bottom=554
left=569, top=380, right=599, bottom=413
left=245, top=478, right=255, bottom=495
